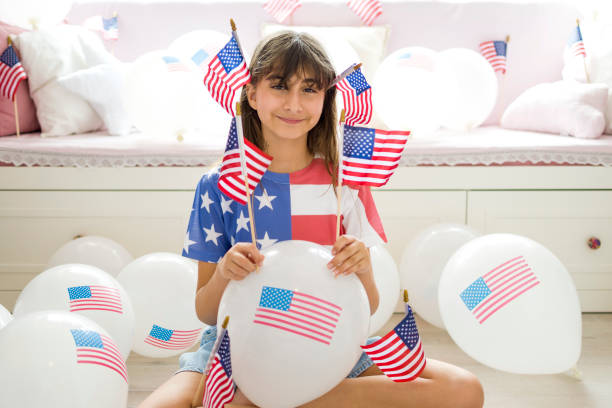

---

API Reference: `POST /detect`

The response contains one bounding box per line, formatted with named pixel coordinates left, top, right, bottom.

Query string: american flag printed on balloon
left=203, top=331, right=235, bottom=408
left=67, top=285, right=123, bottom=314
left=82, top=15, right=119, bottom=41
left=460, top=255, right=541, bottom=324
left=336, top=67, right=373, bottom=126
left=162, top=56, right=191, bottom=72
left=479, top=40, right=507, bottom=74
left=71, top=329, right=128, bottom=383
left=218, top=117, right=273, bottom=205
left=361, top=305, right=426, bottom=382
left=0, top=45, right=27, bottom=101
left=341, top=125, right=410, bottom=187
left=347, top=0, right=383, bottom=26
left=263, top=0, right=302, bottom=23
left=567, top=25, right=586, bottom=58
left=204, top=33, right=251, bottom=116
left=253, top=286, right=342, bottom=345
left=144, top=324, right=202, bottom=350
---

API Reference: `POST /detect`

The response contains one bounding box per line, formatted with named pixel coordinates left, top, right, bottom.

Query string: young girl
left=139, top=31, right=484, bottom=408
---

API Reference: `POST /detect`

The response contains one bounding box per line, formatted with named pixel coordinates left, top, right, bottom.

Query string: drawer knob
left=587, top=237, right=601, bottom=250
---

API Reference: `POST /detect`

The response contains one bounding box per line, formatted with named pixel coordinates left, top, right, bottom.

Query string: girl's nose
left=283, top=89, right=302, bottom=112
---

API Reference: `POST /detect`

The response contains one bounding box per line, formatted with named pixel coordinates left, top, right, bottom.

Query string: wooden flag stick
left=335, top=109, right=346, bottom=241
left=13, top=95, right=20, bottom=137
left=235, top=102, right=258, bottom=248
left=191, top=316, right=230, bottom=408
left=329, top=63, right=362, bottom=90
left=403, top=289, right=410, bottom=315
left=230, top=19, right=246, bottom=62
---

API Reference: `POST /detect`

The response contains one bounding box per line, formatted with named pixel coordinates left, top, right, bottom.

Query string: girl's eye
left=304, top=87, right=318, bottom=94
left=272, top=83, right=286, bottom=90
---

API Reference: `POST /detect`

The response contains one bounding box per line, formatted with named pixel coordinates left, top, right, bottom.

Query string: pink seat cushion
left=0, top=21, right=40, bottom=136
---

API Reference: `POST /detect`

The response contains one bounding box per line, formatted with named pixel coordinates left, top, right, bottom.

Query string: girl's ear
left=246, top=83, right=257, bottom=110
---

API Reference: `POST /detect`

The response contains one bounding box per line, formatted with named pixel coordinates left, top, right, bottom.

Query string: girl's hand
left=217, top=242, right=264, bottom=281
left=328, top=235, right=372, bottom=277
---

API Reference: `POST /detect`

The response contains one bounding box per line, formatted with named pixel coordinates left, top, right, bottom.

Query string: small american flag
left=253, top=286, right=342, bottom=346
left=479, top=40, right=507, bottom=74
left=203, top=33, right=251, bottom=116
left=144, top=324, right=202, bottom=350
left=460, top=255, right=541, bottom=324
left=162, top=56, right=191, bottom=72
left=203, top=331, right=235, bottom=408
left=67, top=285, right=123, bottom=314
left=0, top=45, right=27, bottom=101
left=82, top=14, right=119, bottom=41
left=567, top=25, right=586, bottom=58
left=341, top=125, right=410, bottom=187
left=336, top=67, right=373, bottom=126
left=263, top=0, right=302, bottom=23
left=71, top=329, right=128, bottom=383
left=361, top=305, right=426, bottom=382
left=191, top=49, right=210, bottom=69
left=347, top=0, right=383, bottom=26
left=218, top=117, right=273, bottom=205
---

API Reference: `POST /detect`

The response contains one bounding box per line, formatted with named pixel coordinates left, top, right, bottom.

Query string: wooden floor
left=127, top=313, right=612, bottom=408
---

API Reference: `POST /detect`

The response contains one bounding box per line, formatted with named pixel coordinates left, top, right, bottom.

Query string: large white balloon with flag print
left=438, top=233, right=582, bottom=374
left=218, top=240, right=370, bottom=408
left=0, top=310, right=128, bottom=407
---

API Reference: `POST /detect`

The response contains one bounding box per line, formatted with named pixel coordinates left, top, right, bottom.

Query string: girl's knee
left=450, top=371, right=484, bottom=408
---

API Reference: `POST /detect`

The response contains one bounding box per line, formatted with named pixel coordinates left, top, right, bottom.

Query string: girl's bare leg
left=137, top=371, right=201, bottom=408
left=231, top=358, right=484, bottom=408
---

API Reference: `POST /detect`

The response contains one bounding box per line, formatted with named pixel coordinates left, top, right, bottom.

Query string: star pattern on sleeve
left=220, top=196, right=234, bottom=214
left=255, top=188, right=276, bottom=210
left=201, top=191, right=214, bottom=213
left=203, top=224, right=223, bottom=246
left=183, top=232, right=197, bottom=255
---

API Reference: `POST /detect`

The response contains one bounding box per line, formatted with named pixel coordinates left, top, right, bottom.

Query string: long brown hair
left=240, top=31, right=338, bottom=186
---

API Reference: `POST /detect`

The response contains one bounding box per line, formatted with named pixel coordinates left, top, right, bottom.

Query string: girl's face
left=247, top=70, right=326, bottom=146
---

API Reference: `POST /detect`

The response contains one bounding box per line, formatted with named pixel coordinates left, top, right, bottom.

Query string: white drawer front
left=467, top=190, right=612, bottom=311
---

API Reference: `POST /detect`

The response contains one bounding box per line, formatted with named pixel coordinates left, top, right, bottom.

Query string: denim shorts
left=178, top=325, right=380, bottom=378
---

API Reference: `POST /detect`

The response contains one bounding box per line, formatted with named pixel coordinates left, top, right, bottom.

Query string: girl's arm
left=329, top=235, right=380, bottom=315
left=194, top=242, right=264, bottom=325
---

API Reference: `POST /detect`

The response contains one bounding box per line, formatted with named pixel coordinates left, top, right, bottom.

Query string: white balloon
left=374, top=47, right=441, bottom=135
left=0, top=0, right=72, bottom=29
left=117, top=252, right=205, bottom=358
left=13, top=264, right=135, bottom=360
left=433, top=48, right=498, bottom=131
left=0, top=304, right=12, bottom=330
left=218, top=241, right=370, bottom=408
left=47, top=235, right=133, bottom=277
left=0, top=311, right=128, bottom=407
left=400, top=223, right=481, bottom=328
left=124, top=50, right=203, bottom=140
left=368, top=245, right=400, bottom=335
left=439, top=233, right=581, bottom=374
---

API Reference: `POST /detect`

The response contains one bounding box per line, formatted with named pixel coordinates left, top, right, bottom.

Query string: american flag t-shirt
left=336, top=67, right=373, bottom=126
left=144, top=324, right=202, bottom=350
left=203, top=34, right=251, bottom=116
left=0, top=45, right=27, bottom=101
left=253, top=286, right=342, bottom=345
left=217, top=117, right=273, bottom=205
left=71, top=329, right=128, bottom=383
left=347, top=0, right=383, bottom=26
left=361, top=306, right=426, bottom=382
left=67, top=285, right=123, bottom=314
left=342, top=125, right=410, bottom=187
left=182, top=158, right=387, bottom=263
left=479, top=40, right=507, bottom=74
left=567, top=25, right=586, bottom=57
left=203, top=331, right=235, bottom=408
left=263, top=0, right=302, bottom=23
left=460, top=255, right=541, bottom=324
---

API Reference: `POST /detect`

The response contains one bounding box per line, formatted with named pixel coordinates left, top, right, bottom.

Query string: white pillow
left=57, top=63, right=132, bottom=136
left=261, top=24, right=389, bottom=80
left=12, top=24, right=118, bottom=136
left=501, top=81, right=609, bottom=139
